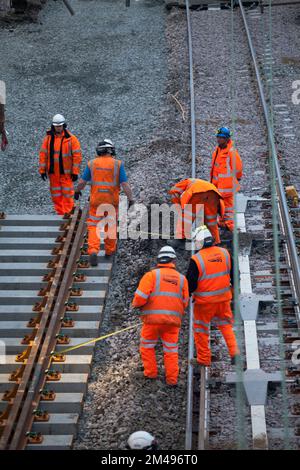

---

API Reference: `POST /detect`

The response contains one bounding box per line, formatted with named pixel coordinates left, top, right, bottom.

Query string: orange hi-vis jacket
left=88, top=155, right=121, bottom=208
left=192, top=246, right=232, bottom=304
left=39, top=129, right=82, bottom=175
left=169, top=178, right=225, bottom=216
left=210, top=139, right=243, bottom=197
left=132, top=263, right=189, bottom=327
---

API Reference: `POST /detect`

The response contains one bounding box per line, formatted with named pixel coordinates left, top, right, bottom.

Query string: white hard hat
left=52, top=114, right=66, bottom=126
left=157, top=245, right=177, bottom=262
left=127, top=431, right=157, bottom=450
left=96, top=139, right=115, bottom=155
left=192, top=225, right=214, bottom=250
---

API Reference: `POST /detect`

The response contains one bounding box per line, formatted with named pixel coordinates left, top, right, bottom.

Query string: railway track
left=0, top=206, right=113, bottom=449
left=184, top=0, right=300, bottom=450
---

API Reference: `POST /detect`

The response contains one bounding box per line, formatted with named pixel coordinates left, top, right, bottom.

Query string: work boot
left=105, top=252, right=114, bottom=259
left=190, top=358, right=210, bottom=368
left=166, top=382, right=178, bottom=388
left=167, top=239, right=185, bottom=249
left=230, top=354, right=241, bottom=366
left=89, top=253, right=98, bottom=267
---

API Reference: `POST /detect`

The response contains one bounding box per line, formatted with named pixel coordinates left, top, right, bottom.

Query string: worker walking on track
left=210, top=127, right=243, bottom=232
left=75, top=139, right=134, bottom=266
left=186, top=226, right=239, bottom=366
left=168, top=178, right=225, bottom=246
left=132, top=246, right=189, bottom=386
left=39, top=114, right=82, bottom=216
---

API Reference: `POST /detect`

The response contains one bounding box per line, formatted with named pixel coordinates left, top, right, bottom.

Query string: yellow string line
left=51, top=324, right=140, bottom=356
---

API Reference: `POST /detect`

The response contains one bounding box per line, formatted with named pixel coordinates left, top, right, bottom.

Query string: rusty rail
left=0, top=204, right=88, bottom=449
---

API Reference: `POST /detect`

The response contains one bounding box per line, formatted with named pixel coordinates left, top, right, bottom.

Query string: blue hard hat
left=216, top=127, right=231, bottom=138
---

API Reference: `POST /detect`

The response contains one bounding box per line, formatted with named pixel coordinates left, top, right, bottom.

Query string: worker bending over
left=210, top=127, right=243, bottom=232
left=186, top=226, right=239, bottom=366
left=39, top=114, right=82, bottom=215
left=132, top=246, right=189, bottom=386
left=75, top=139, right=134, bottom=266
left=169, top=178, right=225, bottom=246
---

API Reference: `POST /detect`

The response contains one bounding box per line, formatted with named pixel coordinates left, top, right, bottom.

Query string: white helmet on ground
left=52, top=114, right=66, bottom=126
left=157, top=245, right=177, bottom=263
left=192, top=225, right=214, bottom=250
left=126, top=431, right=157, bottom=450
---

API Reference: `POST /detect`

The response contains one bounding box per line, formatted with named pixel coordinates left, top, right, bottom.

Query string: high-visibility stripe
left=218, top=188, right=233, bottom=193
left=40, top=163, right=47, bottom=167
left=162, top=340, right=178, bottom=348
left=62, top=153, right=72, bottom=158
left=89, top=214, right=105, bottom=221
left=64, top=170, right=71, bottom=174
left=140, top=343, right=156, bottom=349
left=50, top=187, right=62, bottom=191
left=140, top=310, right=182, bottom=318
left=194, top=286, right=231, bottom=297
left=136, top=289, right=148, bottom=299
left=62, top=194, right=74, bottom=198
left=194, top=319, right=209, bottom=328
left=149, top=269, right=184, bottom=300
left=163, top=347, right=178, bottom=353
left=51, top=194, right=61, bottom=198
left=40, top=149, right=47, bottom=154
left=73, top=163, right=80, bottom=167
left=206, top=221, right=217, bottom=226
left=194, top=327, right=209, bottom=335
left=62, top=186, right=73, bottom=191
left=97, top=189, right=111, bottom=193
left=72, top=149, right=81, bottom=154
left=141, top=337, right=158, bottom=343
left=205, top=214, right=216, bottom=220
left=194, top=252, right=206, bottom=279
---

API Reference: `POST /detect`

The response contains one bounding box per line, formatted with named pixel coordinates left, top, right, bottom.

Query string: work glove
left=41, top=173, right=48, bottom=181
left=1, top=130, right=8, bottom=152
left=74, top=191, right=82, bottom=201
left=71, top=174, right=78, bottom=182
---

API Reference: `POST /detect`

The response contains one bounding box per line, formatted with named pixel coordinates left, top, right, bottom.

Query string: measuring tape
left=51, top=324, right=140, bottom=356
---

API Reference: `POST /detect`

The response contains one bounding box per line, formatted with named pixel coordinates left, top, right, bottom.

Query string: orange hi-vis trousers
left=218, top=194, right=234, bottom=232
left=86, top=205, right=118, bottom=256
left=140, top=323, right=180, bottom=385
left=175, top=192, right=221, bottom=244
left=193, top=301, right=239, bottom=366
left=49, top=174, right=74, bottom=215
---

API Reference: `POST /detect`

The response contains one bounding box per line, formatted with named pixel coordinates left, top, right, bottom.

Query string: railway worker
left=132, top=246, right=189, bottom=386
left=75, top=139, right=134, bottom=266
left=39, top=114, right=82, bottom=216
left=210, top=127, right=243, bottom=233
left=168, top=178, right=225, bottom=247
left=186, top=226, right=239, bottom=367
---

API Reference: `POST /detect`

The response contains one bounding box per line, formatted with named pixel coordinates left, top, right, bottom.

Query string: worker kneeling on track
left=186, top=225, right=240, bottom=367
left=39, top=114, right=82, bottom=216
left=168, top=178, right=225, bottom=247
left=75, top=139, right=134, bottom=266
left=132, top=246, right=189, bottom=386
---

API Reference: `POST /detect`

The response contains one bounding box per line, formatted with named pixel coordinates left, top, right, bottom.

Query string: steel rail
left=0, top=204, right=87, bottom=449
left=238, top=0, right=300, bottom=307
left=184, top=0, right=196, bottom=451
left=184, top=0, right=209, bottom=451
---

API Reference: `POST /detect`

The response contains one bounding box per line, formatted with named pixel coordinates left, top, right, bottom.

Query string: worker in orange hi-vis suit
left=75, top=139, right=134, bottom=266
left=132, top=246, right=189, bottom=386
left=168, top=178, right=225, bottom=247
left=210, top=127, right=243, bottom=232
left=39, top=114, right=82, bottom=216
left=186, top=226, right=240, bottom=367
